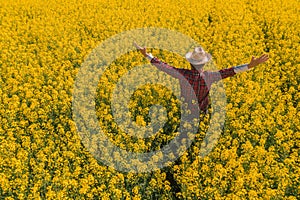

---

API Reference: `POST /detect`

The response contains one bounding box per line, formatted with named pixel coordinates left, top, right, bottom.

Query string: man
left=134, top=42, right=269, bottom=114
left=134, top=42, right=269, bottom=197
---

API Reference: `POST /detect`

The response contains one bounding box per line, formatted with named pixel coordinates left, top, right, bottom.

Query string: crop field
left=0, top=0, right=299, bottom=199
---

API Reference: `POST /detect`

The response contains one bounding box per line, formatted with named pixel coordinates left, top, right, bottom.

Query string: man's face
left=192, top=64, right=205, bottom=71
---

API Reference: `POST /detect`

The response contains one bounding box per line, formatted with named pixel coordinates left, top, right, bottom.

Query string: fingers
left=133, top=42, right=145, bottom=50
left=258, top=54, right=269, bottom=63
left=133, top=41, right=147, bottom=57
left=133, top=41, right=142, bottom=50
left=262, top=54, right=269, bottom=61
left=251, top=54, right=269, bottom=64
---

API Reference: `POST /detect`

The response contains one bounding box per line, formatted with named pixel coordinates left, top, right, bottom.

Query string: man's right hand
left=134, top=42, right=147, bottom=57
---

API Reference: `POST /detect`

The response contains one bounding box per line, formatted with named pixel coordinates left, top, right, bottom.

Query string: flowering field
left=0, top=0, right=299, bottom=199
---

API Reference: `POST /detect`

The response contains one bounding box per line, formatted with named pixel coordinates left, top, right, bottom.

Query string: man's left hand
left=248, top=54, right=269, bottom=69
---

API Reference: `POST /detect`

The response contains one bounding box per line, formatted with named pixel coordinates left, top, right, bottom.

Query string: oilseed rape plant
left=0, top=0, right=299, bottom=199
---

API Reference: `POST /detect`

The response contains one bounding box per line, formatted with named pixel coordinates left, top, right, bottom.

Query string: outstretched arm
left=232, top=54, right=269, bottom=73
left=208, top=54, right=269, bottom=83
left=133, top=42, right=185, bottom=79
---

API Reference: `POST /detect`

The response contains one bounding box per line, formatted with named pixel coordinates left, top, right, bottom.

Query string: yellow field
left=0, top=0, right=299, bottom=199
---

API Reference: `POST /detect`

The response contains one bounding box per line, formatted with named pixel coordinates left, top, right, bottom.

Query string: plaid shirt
left=149, top=56, right=240, bottom=113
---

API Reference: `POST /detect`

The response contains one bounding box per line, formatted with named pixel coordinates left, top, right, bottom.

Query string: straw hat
left=185, top=46, right=212, bottom=65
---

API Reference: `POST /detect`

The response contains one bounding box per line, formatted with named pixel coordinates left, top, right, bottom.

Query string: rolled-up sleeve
left=233, top=64, right=250, bottom=73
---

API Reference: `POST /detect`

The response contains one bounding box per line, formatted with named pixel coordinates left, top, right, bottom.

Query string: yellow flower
left=1, top=0, right=299, bottom=199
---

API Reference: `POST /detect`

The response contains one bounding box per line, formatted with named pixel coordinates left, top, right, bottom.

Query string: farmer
left=134, top=42, right=269, bottom=196
left=134, top=42, right=268, bottom=113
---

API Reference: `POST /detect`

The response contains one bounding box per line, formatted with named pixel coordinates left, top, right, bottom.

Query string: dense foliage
left=0, top=0, right=299, bottom=199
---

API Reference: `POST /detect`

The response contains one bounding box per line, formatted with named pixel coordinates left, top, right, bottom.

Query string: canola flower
left=0, top=0, right=299, bottom=199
